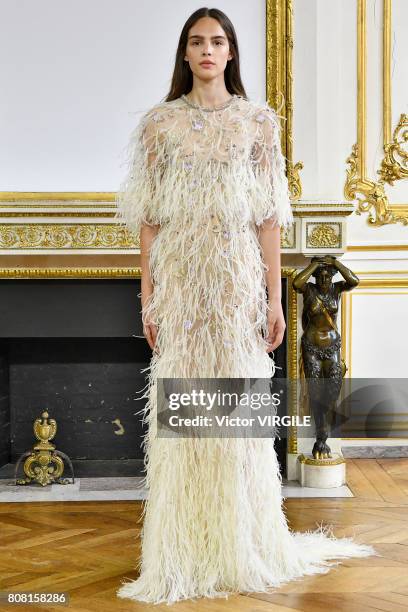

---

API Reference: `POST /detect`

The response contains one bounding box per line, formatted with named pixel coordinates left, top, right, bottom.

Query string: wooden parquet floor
left=1, top=458, right=408, bottom=612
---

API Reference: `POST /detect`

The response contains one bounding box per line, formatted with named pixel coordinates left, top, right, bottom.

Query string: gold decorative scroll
left=0, top=223, right=135, bottom=249
left=379, top=113, right=408, bottom=185
left=344, top=0, right=408, bottom=226
left=266, top=0, right=303, bottom=200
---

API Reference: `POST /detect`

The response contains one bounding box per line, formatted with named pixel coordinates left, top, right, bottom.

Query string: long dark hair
left=165, top=7, right=248, bottom=102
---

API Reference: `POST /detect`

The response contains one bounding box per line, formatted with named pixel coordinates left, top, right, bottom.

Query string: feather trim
left=249, top=103, right=294, bottom=230
left=114, top=97, right=375, bottom=606
left=114, top=97, right=294, bottom=240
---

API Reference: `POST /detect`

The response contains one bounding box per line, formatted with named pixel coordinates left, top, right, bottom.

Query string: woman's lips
left=200, top=63, right=215, bottom=68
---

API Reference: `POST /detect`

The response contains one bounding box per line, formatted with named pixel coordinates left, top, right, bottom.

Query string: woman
left=115, top=7, right=375, bottom=605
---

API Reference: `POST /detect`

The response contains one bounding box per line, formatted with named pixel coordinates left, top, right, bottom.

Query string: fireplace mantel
left=0, top=196, right=354, bottom=261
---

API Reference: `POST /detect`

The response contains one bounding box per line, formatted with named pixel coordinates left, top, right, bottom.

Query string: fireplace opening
left=0, top=277, right=288, bottom=479
left=0, top=336, right=151, bottom=478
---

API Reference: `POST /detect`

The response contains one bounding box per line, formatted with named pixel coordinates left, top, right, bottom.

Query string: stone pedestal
left=297, top=453, right=346, bottom=488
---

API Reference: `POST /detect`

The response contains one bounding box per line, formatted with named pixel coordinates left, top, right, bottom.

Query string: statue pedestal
left=297, top=453, right=346, bottom=488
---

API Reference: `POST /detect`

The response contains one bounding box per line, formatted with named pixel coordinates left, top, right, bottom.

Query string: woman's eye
left=190, top=41, right=223, bottom=46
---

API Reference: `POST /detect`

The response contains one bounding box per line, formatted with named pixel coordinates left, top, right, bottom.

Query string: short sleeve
left=114, top=107, right=167, bottom=240
left=250, top=104, right=294, bottom=230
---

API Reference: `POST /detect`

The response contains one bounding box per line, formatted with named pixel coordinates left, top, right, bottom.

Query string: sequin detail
left=255, top=113, right=266, bottom=123
left=183, top=156, right=193, bottom=172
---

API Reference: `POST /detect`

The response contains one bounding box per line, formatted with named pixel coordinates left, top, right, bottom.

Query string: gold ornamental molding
left=298, top=453, right=345, bottom=467
left=0, top=200, right=351, bottom=252
left=0, top=267, right=142, bottom=278
left=354, top=269, right=408, bottom=274
left=0, top=192, right=115, bottom=202
left=379, top=113, right=408, bottom=185
left=266, top=0, right=303, bottom=201
left=347, top=244, right=408, bottom=251
left=0, top=223, right=136, bottom=250
left=0, top=196, right=137, bottom=250
left=0, top=217, right=292, bottom=251
left=352, top=278, right=408, bottom=289
left=306, top=222, right=342, bottom=249
left=344, top=0, right=408, bottom=226
left=0, top=212, right=117, bottom=218
left=285, top=267, right=300, bottom=455
left=0, top=193, right=116, bottom=219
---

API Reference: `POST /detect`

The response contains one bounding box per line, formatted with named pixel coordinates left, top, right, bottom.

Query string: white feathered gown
left=114, top=94, right=376, bottom=605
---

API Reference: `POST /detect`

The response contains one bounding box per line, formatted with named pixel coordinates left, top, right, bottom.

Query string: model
left=114, top=7, right=376, bottom=605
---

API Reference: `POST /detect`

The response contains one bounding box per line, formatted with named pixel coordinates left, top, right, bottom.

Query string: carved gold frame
left=266, top=0, right=303, bottom=200
left=344, top=0, right=408, bottom=226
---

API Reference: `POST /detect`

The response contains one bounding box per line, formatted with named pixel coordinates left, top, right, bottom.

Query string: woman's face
left=184, top=17, right=232, bottom=81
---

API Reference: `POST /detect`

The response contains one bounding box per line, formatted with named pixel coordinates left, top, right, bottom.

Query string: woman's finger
left=151, top=324, right=160, bottom=354
left=145, top=323, right=160, bottom=354
left=271, top=330, right=284, bottom=351
left=266, top=319, right=286, bottom=351
left=144, top=325, right=154, bottom=351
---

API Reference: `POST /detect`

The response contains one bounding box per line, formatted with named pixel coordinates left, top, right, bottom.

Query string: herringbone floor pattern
left=1, top=458, right=408, bottom=611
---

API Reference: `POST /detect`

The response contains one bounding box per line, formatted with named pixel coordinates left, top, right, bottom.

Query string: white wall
left=294, top=0, right=408, bottom=246
left=0, top=0, right=267, bottom=191
left=294, top=0, right=357, bottom=203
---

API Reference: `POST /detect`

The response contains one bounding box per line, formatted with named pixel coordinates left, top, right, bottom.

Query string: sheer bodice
left=115, top=94, right=294, bottom=235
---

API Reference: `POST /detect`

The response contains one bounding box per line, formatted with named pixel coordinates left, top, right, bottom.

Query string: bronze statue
left=293, top=256, right=359, bottom=459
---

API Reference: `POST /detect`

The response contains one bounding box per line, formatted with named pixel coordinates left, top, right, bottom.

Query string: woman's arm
left=140, top=222, right=160, bottom=351
left=251, top=105, right=294, bottom=352
left=258, top=220, right=285, bottom=352
left=258, top=220, right=282, bottom=301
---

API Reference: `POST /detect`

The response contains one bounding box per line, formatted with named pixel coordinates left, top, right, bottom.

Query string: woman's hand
left=141, top=282, right=160, bottom=354
left=140, top=223, right=161, bottom=354
left=143, top=316, right=159, bottom=354
left=265, top=298, right=286, bottom=352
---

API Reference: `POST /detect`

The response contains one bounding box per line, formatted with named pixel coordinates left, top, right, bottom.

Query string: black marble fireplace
left=0, top=276, right=288, bottom=479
